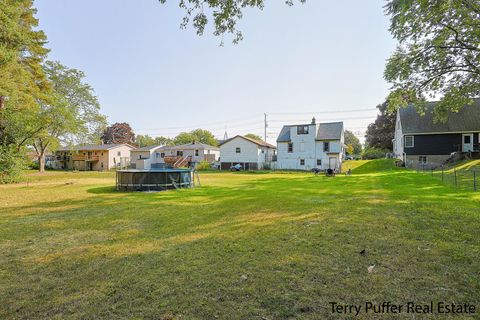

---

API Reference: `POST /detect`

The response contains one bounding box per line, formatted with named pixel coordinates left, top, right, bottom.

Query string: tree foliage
left=173, top=129, right=218, bottom=146
left=344, top=130, right=362, bottom=155
left=244, top=133, right=263, bottom=142
left=365, top=102, right=396, bottom=151
left=136, top=134, right=173, bottom=147
left=0, top=0, right=51, bottom=181
left=32, top=61, right=107, bottom=172
left=159, top=0, right=306, bottom=44
left=101, top=123, right=136, bottom=145
left=384, top=0, right=480, bottom=121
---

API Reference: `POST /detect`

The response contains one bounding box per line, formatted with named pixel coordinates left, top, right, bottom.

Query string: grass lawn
left=1, top=160, right=479, bottom=319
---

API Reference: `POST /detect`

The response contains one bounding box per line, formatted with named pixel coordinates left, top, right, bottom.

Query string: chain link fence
left=416, top=163, right=479, bottom=192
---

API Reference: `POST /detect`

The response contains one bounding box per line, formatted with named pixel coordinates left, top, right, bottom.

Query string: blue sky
left=35, top=0, right=395, bottom=143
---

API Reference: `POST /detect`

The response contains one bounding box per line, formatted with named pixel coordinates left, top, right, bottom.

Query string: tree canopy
left=244, top=133, right=263, bottom=142
left=101, top=123, right=136, bottom=145
left=159, top=0, right=306, bottom=44
left=136, top=134, right=173, bottom=147
left=365, top=102, right=396, bottom=151
left=344, top=130, right=362, bottom=155
left=173, top=129, right=218, bottom=146
left=384, top=0, right=480, bottom=121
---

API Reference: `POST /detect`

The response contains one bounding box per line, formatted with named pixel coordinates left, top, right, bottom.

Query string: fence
left=416, top=163, right=479, bottom=192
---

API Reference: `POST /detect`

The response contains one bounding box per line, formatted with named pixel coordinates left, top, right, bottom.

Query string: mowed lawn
left=1, top=160, right=479, bottom=319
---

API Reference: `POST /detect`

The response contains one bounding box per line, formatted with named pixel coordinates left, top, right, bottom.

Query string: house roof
left=158, top=142, right=219, bottom=151
left=399, top=99, right=480, bottom=134
left=57, top=144, right=133, bottom=151
left=316, top=122, right=344, bottom=140
left=219, top=135, right=276, bottom=149
left=276, top=122, right=344, bottom=142
left=131, top=145, right=163, bottom=152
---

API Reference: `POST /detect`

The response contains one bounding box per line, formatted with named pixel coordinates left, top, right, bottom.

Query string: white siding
left=393, top=112, right=404, bottom=159
left=220, top=136, right=261, bottom=163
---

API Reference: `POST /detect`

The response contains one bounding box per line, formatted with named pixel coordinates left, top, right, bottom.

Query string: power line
left=267, top=108, right=377, bottom=115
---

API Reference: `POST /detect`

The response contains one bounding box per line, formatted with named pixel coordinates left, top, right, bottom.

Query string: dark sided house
left=393, top=99, right=480, bottom=168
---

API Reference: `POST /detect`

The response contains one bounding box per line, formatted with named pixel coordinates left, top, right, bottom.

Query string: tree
left=173, top=129, right=218, bottom=146
left=384, top=0, right=480, bottom=121
left=245, top=133, right=263, bottom=142
left=32, top=61, right=107, bottom=172
left=365, top=102, right=396, bottom=151
left=101, top=123, right=135, bottom=145
left=136, top=134, right=156, bottom=147
left=344, top=130, right=362, bottom=155
left=0, top=0, right=51, bottom=182
left=159, top=0, right=306, bottom=44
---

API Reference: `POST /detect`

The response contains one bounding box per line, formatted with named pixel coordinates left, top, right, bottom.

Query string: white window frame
left=405, top=136, right=414, bottom=148
left=300, top=159, right=305, bottom=166
left=287, top=143, right=293, bottom=153
left=418, top=156, right=427, bottom=163
left=323, top=142, right=330, bottom=152
left=236, top=147, right=241, bottom=153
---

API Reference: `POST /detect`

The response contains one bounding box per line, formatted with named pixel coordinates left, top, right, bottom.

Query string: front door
left=462, top=134, right=474, bottom=152
left=328, top=157, right=337, bottom=169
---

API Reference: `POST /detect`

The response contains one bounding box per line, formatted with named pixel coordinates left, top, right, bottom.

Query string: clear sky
left=34, top=0, right=396, bottom=144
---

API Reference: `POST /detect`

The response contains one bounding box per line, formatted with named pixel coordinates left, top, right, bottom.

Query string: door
left=462, top=134, right=474, bottom=152
left=328, top=157, right=337, bottom=169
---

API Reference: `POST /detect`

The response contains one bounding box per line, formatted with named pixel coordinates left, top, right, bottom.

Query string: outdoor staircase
left=164, top=155, right=191, bottom=168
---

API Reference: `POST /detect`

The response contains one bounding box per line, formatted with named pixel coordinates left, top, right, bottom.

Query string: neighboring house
left=130, top=145, right=163, bottom=170
left=26, top=150, right=55, bottom=168
left=53, top=144, right=134, bottom=171
left=393, top=100, right=480, bottom=168
left=219, top=135, right=277, bottom=170
left=276, top=118, right=345, bottom=171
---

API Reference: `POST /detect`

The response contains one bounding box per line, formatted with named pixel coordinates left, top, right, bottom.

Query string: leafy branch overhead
left=159, top=0, right=306, bottom=44
left=384, top=0, right=480, bottom=121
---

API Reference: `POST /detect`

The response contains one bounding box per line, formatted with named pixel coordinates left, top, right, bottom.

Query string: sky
left=34, top=0, right=396, bottom=144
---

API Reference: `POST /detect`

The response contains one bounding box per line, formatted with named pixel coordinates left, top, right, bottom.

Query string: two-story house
left=276, top=118, right=345, bottom=171
left=393, top=99, right=480, bottom=168
left=54, top=144, right=133, bottom=171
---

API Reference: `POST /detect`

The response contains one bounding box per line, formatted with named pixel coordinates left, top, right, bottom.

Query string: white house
left=276, top=118, right=345, bottom=171
left=219, top=135, right=277, bottom=170
left=130, top=145, right=163, bottom=170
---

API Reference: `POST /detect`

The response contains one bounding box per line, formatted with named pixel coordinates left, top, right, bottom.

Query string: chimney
left=311, top=117, right=316, bottom=125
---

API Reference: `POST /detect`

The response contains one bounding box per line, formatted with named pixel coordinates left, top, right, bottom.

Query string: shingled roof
left=276, top=122, right=344, bottom=142
left=220, top=135, right=276, bottom=148
left=57, top=144, right=133, bottom=151
left=399, top=99, right=480, bottom=134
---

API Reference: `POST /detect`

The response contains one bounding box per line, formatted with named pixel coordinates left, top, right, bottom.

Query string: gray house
left=393, top=99, right=480, bottom=168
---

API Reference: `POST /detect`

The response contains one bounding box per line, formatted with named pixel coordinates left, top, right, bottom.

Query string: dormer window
left=297, top=125, right=309, bottom=135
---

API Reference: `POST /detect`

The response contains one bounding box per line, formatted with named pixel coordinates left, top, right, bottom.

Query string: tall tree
left=0, top=0, right=51, bottom=182
left=244, top=133, right=263, bottom=142
left=101, top=123, right=135, bottom=145
left=32, top=61, right=107, bottom=172
left=384, top=0, right=480, bottom=121
left=344, top=130, right=362, bottom=155
left=136, top=134, right=174, bottom=147
left=159, top=0, right=306, bottom=44
left=173, top=129, right=218, bottom=146
left=365, top=102, right=396, bottom=151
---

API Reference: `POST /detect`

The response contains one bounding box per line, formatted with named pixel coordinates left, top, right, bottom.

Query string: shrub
left=0, top=146, right=26, bottom=183
left=362, top=147, right=388, bottom=160
left=196, top=161, right=212, bottom=171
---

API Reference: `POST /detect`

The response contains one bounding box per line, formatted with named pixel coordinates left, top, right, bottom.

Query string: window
left=236, top=147, right=241, bottom=153
left=323, top=142, right=330, bottom=152
left=160, top=152, right=165, bottom=158
left=300, top=142, right=305, bottom=152
left=300, top=159, right=305, bottom=166
left=101, top=162, right=104, bottom=168
left=464, top=135, right=471, bottom=144
left=317, top=159, right=322, bottom=166
left=405, top=135, right=414, bottom=148
left=177, top=151, right=183, bottom=156
left=156, top=153, right=160, bottom=158
left=297, top=125, right=309, bottom=135
left=138, top=155, right=142, bottom=160
left=419, top=156, right=427, bottom=163
left=117, top=151, right=121, bottom=156
left=195, top=149, right=199, bottom=156
left=288, top=143, right=293, bottom=153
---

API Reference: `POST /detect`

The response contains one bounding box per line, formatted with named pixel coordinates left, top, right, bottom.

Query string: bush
left=196, top=161, right=212, bottom=171
left=362, top=147, right=388, bottom=160
left=0, top=146, right=26, bottom=183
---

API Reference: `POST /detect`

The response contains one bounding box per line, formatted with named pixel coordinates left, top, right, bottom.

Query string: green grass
left=1, top=161, right=479, bottom=319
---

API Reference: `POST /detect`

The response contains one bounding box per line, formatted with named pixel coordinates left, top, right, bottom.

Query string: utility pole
left=264, top=113, right=267, bottom=143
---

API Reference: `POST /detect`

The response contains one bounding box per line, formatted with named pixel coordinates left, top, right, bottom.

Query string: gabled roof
left=57, top=144, right=133, bottom=151
left=276, top=121, right=344, bottom=142
left=131, top=145, right=163, bottom=152
left=219, top=135, right=276, bottom=149
left=316, top=122, right=343, bottom=140
left=158, top=142, right=219, bottom=151
left=399, top=99, right=480, bottom=134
